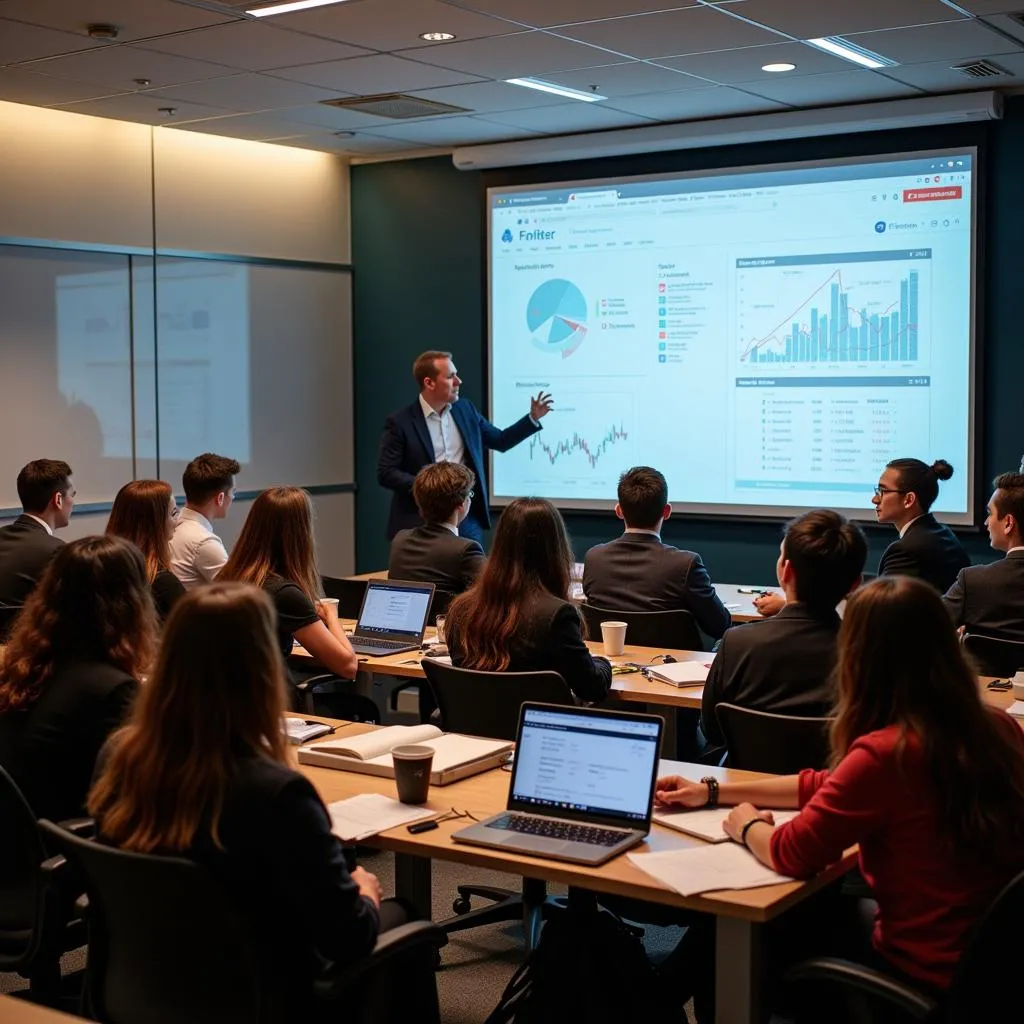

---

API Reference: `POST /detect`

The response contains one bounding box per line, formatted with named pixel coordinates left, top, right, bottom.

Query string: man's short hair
left=412, top=350, right=452, bottom=390
left=182, top=453, right=240, bottom=506
left=16, top=460, right=72, bottom=513
left=617, top=466, right=668, bottom=529
left=413, top=462, right=475, bottom=524
left=783, top=509, right=867, bottom=610
left=992, top=472, right=1024, bottom=531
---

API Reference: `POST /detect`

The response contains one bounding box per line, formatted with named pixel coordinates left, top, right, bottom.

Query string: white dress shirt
left=24, top=513, right=53, bottom=536
left=419, top=393, right=466, bottom=466
left=898, top=514, right=925, bottom=539
left=169, top=507, right=228, bottom=590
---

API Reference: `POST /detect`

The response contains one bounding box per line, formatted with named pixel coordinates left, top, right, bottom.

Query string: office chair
left=39, top=820, right=445, bottom=1024
left=961, top=633, right=1024, bottom=677
left=321, top=575, right=369, bottom=618
left=715, top=703, right=832, bottom=774
left=786, top=868, right=1024, bottom=1023
left=0, top=602, right=22, bottom=642
left=421, top=660, right=576, bottom=949
left=427, top=588, right=455, bottom=625
left=580, top=603, right=703, bottom=651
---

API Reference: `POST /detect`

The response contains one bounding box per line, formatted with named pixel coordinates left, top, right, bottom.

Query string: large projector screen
left=487, top=149, right=978, bottom=524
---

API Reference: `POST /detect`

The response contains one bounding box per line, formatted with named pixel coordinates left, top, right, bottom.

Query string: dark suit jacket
left=0, top=660, right=137, bottom=821
left=448, top=591, right=612, bottom=703
left=388, top=522, right=485, bottom=594
left=582, top=532, right=732, bottom=639
left=377, top=398, right=540, bottom=538
left=700, top=603, right=841, bottom=748
left=0, top=515, right=62, bottom=606
left=943, top=549, right=1024, bottom=642
left=878, top=513, right=971, bottom=593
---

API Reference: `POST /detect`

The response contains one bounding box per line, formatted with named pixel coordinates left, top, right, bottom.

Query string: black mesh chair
left=715, top=703, right=832, bottom=774
left=961, top=633, right=1024, bottom=677
left=580, top=603, right=703, bottom=651
left=421, top=660, right=576, bottom=948
left=321, top=576, right=369, bottom=618
left=39, top=820, right=445, bottom=1024
left=0, top=602, right=23, bottom=642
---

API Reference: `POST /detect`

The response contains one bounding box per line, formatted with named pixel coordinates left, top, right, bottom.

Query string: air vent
left=320, top=94, right=470, bottom=119
left=951, top=59, right=1012, bottom=79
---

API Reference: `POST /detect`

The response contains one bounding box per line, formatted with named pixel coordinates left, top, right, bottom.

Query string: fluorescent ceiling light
left=246, top=0, right=350, bottom=17
left=805, top=36, right=897, bottom=69
left=420, top=31, right=456, bottom=41
left=505, top=77, right=607, bottom=102
left=762, top=62, right=796, bottom=73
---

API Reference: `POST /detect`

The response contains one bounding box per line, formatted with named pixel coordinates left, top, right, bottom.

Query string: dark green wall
left=351, top=98, right=1024, bottom=579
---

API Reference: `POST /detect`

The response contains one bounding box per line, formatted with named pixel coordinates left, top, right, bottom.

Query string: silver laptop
left=452, top=703, right=663, bottom=866
left=348, top=579, right=434, bottom=657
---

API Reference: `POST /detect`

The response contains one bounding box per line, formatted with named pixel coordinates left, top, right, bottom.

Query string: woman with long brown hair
left=218, top=487, right=357, bottom=680
left=656, top=575, right=1024, bottom=1003
left=0, top=535, right=156, bottom=820
left=106, top=479, right=186, bottom=620
left=445, top=497, right=610, bottom=701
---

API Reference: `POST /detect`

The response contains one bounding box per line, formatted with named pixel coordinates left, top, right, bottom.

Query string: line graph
left=529, top=421, right=628, bottom=468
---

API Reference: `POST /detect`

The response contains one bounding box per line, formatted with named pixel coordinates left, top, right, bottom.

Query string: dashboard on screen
left=487, top=149, right=977, bottom=524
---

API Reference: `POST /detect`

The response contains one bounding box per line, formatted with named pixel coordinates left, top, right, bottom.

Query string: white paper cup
left=317, top=597, right=340, bottom=621
left=600, top=620, right=628, bottom=657
left=435, top=615, right=446, bottom=645
left=1012, top=670, right=1024, bottom=700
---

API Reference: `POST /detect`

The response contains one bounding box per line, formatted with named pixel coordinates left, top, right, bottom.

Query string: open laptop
left=452, top=703, right=663, bottom=866
left=347, top=579, right=434, bottom=657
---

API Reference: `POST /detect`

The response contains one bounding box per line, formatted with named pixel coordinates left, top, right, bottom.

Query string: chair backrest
left=580, top=603, right=703, bottom=651
left=961, top=633, right=1024, bottom=677
left=421, top=660, right=575, bottom=741
left=0, top=603, right=22, bottom=642
left=715, top=703, right=832, bottom=774
left=428, top=588, right=456, bottom=625
left=39, top=820, right=272, bottom=1024
left=321, top=576, right=369, bottom=619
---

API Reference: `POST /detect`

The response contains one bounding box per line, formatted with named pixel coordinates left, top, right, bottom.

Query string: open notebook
left=653, top=806, right=799, bottom=843
left=297, top=724, right=513, bottom=785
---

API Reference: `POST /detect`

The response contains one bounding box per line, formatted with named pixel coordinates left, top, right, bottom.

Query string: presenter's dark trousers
left=458, top=515, right=485, bottom=545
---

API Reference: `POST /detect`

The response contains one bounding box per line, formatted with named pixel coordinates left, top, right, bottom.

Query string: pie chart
left=527, top=279, right=588, bottom=357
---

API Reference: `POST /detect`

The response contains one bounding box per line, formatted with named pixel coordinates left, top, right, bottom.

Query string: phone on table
left=737, top=587, right=767, bottom=595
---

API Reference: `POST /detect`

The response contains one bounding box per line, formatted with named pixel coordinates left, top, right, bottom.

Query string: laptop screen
left=356, top=581, right=433, bottom=639
left=510, top=705, right=661, bottom=825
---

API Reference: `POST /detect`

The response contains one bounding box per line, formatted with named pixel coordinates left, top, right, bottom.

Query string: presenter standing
left=378, top=351, right=552, bottom=543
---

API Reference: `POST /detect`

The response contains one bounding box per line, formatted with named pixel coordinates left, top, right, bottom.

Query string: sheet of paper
left=327, top=794, right=434, bottom=841
left=724, top=603, right=742, bottom=610
left=653, top=807, right=798, bottom=843
left=649, top=661, right=711, bottom=685
left=366, top=733, right=511, bottom=773
left=1008, top=700, right=1024, bottom=718
left=628, top=842, right=793, bottom=896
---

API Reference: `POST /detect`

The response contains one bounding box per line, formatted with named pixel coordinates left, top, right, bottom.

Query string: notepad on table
left=1007, top=700, right=1024, bottom=718
left=653, top=806, right=798, bottom=843
left=328, top=794, right=434, bottom=841
left=628, top=842, right=793, bottom=896
left=645, top=661, right=712, bottom=687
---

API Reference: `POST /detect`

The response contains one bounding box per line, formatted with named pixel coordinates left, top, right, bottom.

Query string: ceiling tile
left=270, top=102, right=407, bottom=130
left=477, top=102, right=657, bottom=132
left=406, top=78, right=573, bottom=113
left=0, top=65, right=124, bottom=105
left=362, top=114, right=541, bottom=143
left=273, top=0, right=520, bottom=50
left=551, top=6, right=786, bottom=60
left=271, top=52, right=485, bottom=91
left=52, top=90, right=231, bottom=125
left=155, top=72, right=342, bottom=111
left=268, top=131, right=423, bottom=154
left=721, top=0, right=965, bottom=39
left=449, top=0, right=703, bottom=30
left=137, top=22, right=371, bottom=71
left=0, top=0, right=236, bottom=42
left=397, top=30, right=620, bottom=76
left=880, top=49, right=1024, bottom=88
left=25, top=44, right=236, bottom=90
left=652, top=40, right=858, bottom=82
left=956, top=1, right=1024, bottom=12
left=743, top=68, right=922, bottom=104
left=164, top=110, right=324, bottom=140
left=542, top=60, right=711, bottom=96
left=0, top=18, right=105, bottom=65
left=601, top=83, right=787, bottom=118
left=848, top=19, right=1024, bottom=64
left=982, top=15, right=1024, bottom=45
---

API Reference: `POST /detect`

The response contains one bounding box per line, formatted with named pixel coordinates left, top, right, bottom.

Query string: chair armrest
left=56, top=817, right=96, bottom=837
left=295, top=673, right=338, bottom=691
left=785, top=957, right=940, bottom=1021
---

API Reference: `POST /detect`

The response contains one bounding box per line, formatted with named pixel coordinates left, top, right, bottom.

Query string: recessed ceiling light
left=505, top=77, right=606, bottom=102
left=762, top=62, right=796, bottom=73
left=246, top=0, right=352, bottom=17
left=805, top=36, right=897, bottom=70
left=419, top=31, right=455, bottom=41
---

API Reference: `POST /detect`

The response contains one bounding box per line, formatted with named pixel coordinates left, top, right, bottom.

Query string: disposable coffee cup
left=600, top=620, right=628, bottom=657
left=392, top=744, right=434, bottom=804
left=318, top=597, right=340, bottom=619
left=435, top=615, right=446, bottom=645
left=1012, top=670, right=1024, bottom=701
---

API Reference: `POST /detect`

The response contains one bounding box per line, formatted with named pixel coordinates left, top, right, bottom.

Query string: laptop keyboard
left=490, top=813, right=629, bottom=847
left=351, top=638, right=413, bottom=651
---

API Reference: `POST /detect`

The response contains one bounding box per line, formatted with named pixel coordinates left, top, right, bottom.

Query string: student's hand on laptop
left=753, top=592, right=785, bottom=617
left=352, top=866, right=381, bottom=908
left=653, top=776, right=708, bottom=809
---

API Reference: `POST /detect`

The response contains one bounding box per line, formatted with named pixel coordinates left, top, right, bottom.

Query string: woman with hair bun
left=871, top=457, right=970, bottom=592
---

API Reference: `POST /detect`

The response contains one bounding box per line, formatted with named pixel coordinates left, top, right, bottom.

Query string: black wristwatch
left=701, top=775, right=719, bottom=808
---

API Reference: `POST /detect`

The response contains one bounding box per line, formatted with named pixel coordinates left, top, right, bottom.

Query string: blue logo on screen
left=874, top=221, right=886, bottom=233
left=501, top=228, right=513, bottom=243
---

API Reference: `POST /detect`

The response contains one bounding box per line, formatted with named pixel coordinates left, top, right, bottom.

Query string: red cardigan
left=770, top=714, right=1024, bottom=990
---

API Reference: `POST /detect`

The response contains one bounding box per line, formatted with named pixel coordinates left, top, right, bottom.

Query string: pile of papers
left=327, top=793, right=434, bottom=841
left=628, top=842, right=793, bottom=897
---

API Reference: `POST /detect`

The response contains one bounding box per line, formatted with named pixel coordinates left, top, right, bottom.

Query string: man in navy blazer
left=377, top=350, right=552, bottom=542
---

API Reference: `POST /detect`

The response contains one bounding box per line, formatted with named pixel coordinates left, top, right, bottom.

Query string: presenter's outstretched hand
left=530, top=391, right=554, bottom=420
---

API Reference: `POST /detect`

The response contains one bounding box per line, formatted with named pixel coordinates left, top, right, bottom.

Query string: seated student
left=700, top=509, right=866, bottom=751
left=0, top=459, right=75, bottom=607
left=106, top=479, right=186, bottom=621
left=446, top=497, right=611, bottom=703
left=88, top=584, right=421, bottom=1013
left=0, top=535, right=154, bottom=820
left=388, top=462, right=485, bottom=593
left=169, top=452, right=240, bottom=589
left=944, top=471, right=1024, bottom=649
left=873, top=457, right=970, bottom=592
left=657, top=576, right=1024, bottom=1014
left=218, top=487, right=357, bottom=680
left=583, top=466, right=731, bottom=640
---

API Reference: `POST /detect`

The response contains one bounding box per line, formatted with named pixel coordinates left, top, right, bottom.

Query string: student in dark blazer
left=377, top=350, right=552, bottom=543
left=873, top=457, right=970, bottom=593
left=388, top=462, right=485, bottom=594
left=944, top=471, right=1024, bottom=646
left=446, top=498, right=611, bottom=703
left=583, top=466, right=731, bottom=640
left=0, top=535, right=155, bottom=821
left=700, top=510, right=866, bottom=750
left=89, top=583, right=423, bottom=1014
left=0, top=459, right=75, bottom=607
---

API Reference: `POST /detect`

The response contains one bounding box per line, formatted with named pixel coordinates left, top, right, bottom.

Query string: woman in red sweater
left=657, top=574, right=1024, bottom=996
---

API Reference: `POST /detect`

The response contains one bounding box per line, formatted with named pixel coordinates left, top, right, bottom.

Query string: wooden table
left=0, top=996, right=83, bottom=1024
